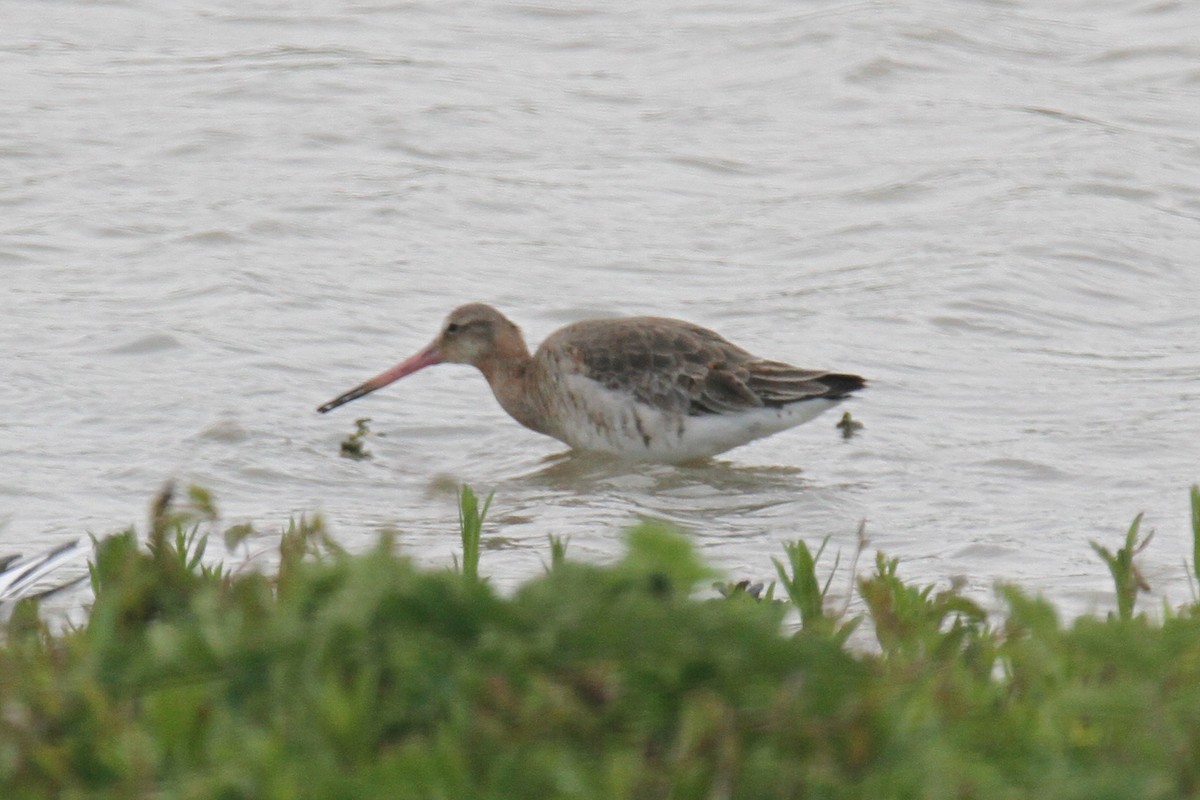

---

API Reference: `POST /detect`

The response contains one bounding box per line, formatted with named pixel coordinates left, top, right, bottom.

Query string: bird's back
left=538, top=316, right=863, bottom=416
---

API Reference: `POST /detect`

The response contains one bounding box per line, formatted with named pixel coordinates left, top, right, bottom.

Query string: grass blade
left=457, top=485, right=493, bottom=581
left=1192, top=484, right=1200, bottom=586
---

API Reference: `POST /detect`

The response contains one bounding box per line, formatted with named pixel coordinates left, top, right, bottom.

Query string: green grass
left=1090, top=512, right=1152, bottom=621
left=2, top=485, right=1200, bottom=798
left=454, top=485, right=493, bottom=582
left=1192, top=484, right=1200, bottom=592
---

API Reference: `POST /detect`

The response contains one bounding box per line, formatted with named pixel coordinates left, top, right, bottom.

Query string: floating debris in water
left=483, top=536, right=518, bottom=551
left=340, top=418, right=374, bottom=460
left=836, top=411, right=864, bottom=439
left=714, top=579, right=770, bottom=601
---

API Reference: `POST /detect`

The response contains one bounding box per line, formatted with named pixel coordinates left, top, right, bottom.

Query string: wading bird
left=318, top=304, right=864, bottom=463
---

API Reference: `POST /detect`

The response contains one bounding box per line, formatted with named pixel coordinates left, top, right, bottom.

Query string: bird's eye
left=446, top=323, right=460, bottom=334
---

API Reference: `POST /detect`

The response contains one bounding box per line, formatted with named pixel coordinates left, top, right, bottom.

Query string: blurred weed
left=773, top=536, right=861, bottom=643
left=1190, top=484, right=1200, bottom=599
left=453, top=485, right=492, bottom=582
left=859, top=553, right=989, bottom=661
left=3, top=487, right=1200, bottom=798
left=1091, top=512, right=1152, bottom=621
left=540, top=534, right=571, bottom=574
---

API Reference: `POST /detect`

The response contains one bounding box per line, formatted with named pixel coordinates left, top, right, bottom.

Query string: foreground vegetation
left=2, top=485, right=1200, bottom=798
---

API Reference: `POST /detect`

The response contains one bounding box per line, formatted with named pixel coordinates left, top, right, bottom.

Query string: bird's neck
left=477, top=346, right=551, bottom=435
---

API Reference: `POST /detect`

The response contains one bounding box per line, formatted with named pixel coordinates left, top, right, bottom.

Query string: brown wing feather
left=542, top=317, right=864, bottom=417
left=746, top=360, right=866, bottom=406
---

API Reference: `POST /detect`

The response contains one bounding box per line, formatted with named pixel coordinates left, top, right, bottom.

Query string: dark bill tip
left=317, top=384, right=375, bottom=414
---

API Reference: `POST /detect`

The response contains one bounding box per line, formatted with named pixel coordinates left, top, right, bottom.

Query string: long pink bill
left=316, top=344, right=442, bottom=414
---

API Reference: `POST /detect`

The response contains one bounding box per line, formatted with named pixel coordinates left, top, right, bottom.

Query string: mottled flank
left=319, top=304, right=865, bottom=462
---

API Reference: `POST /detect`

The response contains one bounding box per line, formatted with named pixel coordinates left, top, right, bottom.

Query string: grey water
left=3, top=0, right=1199, bottom=617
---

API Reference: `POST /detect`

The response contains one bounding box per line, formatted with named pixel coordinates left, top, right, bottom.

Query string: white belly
left=545, top=377, right=841, bottom=462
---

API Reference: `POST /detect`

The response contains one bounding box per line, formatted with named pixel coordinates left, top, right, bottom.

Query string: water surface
left=4, top=0, right=1199, bottom=616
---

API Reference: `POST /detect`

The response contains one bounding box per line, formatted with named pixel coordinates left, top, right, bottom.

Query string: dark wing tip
left=819, top=372, right=866, bottom=398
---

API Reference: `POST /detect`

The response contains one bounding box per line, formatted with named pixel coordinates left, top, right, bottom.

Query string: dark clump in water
left=836, top=411, right=864, bottom=440
left=340, top=418, right=374, bottom=460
